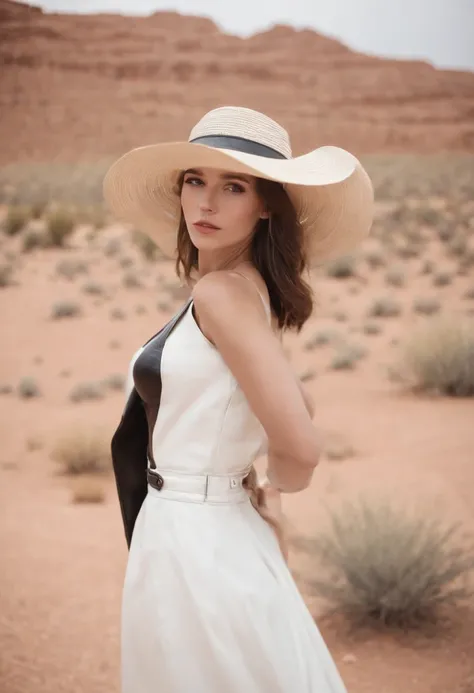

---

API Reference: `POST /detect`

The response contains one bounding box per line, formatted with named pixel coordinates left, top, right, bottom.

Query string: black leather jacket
left=111, top=299, right=192, bottom=548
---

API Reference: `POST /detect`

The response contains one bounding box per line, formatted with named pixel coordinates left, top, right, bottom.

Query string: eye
left=184, top=176, right=203, bottom=186
left=225, top=182, right=245, bottom=194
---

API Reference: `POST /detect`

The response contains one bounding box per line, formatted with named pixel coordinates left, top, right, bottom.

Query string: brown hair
left=173, top=171, right=314, bottom=333
left=172, top=169, right=315, bottom=561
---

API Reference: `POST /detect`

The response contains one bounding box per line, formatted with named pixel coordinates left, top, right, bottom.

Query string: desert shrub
left=82, top=280, right=105, bottom=296
left=364, top=249, right=385, bottom=270
left=326, top=255, right=357, bottom=279
left=22, top=228, right=45, bottom=252
left=0, top=264, right=14, bottom=288
left=69, top=382, right=105, bottom=403
left=51, top=300, right=82, bottom=319
left=17, top=376, right=41, bottom=398
left=432, top=272, right=452, bottom=287
left=295, top=497, right=474, bottom=629
left=110, top=307, right=126, bottom=320
left=72, top=477, right=106, bottom=504
left=385, top=267, right=405, bottom=287
left=102, top=373, right=126, bottom=391
left=420, top=259, right=434, bottom=275
left=412, top=297, right=441, bottom=316
left=55, top=258, right=89, bottom=280
left=400, top=317, right=474, bottom=396
left=45, top=208, right=75, bottom=247
left=363, top=322, right=382, bottom=336
left=52, top=429, right=110, bottom=475
left=131, top=229, right=162, bottom=261
left=299, top=368, right=316, bottom=383
left=304, top=330, right=338, bottom=350
left=3, top=206, right=29, bottom=236
left=122, top=271, right=143, bottom=289
left=330, top=344, right=366, bottom=370
left=367, top=297, right=401, bottom=318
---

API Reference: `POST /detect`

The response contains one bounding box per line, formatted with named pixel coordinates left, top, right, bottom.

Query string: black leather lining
left=111, top=298, right=192, bottom=548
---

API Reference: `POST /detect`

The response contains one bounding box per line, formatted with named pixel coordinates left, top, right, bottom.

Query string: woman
left=103, top=106, right=373, bottom=693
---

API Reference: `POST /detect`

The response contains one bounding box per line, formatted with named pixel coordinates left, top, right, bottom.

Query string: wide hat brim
left=103, top=141, right=374, bottom=266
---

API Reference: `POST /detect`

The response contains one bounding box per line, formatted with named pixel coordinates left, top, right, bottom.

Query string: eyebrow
left=184, top=168, right=252, bottom=184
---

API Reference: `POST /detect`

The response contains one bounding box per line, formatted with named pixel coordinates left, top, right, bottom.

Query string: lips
left=193, top=220, right=220, bottom=233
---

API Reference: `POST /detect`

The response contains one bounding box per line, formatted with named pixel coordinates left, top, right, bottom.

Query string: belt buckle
left=147, top=469, right=164, bottom=491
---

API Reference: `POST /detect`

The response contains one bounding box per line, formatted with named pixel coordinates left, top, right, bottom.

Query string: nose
left=198, top=185, right=217, bottom=214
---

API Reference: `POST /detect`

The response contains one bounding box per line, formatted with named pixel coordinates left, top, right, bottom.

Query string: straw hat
left=103, top=106, right=374, bottom=265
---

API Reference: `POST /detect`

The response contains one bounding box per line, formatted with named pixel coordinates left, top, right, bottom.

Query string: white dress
left=121, top=292, right=349, bottom=693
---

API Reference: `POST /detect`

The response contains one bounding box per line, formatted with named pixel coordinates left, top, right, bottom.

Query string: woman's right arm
left=192, top=271, right=321, bottom=494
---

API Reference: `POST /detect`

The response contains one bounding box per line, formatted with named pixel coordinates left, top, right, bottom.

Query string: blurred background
left=1, top=1, right=473, bottom=692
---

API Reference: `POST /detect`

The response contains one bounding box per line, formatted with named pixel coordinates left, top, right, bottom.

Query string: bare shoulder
left=191, top=268, right=270, bottom=333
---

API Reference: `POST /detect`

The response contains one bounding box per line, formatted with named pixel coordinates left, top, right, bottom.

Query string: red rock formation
left=1, top=0, right=473, bottom=163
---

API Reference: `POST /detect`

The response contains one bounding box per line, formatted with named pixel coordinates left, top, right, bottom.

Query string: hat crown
left=188, top=106, right=293, bottom=159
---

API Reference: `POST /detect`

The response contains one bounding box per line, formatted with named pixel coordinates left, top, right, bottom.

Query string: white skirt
left=121, top=471, right=349, bottom=693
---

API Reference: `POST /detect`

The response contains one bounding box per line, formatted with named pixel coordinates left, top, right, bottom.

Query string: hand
left=259, top=475, right=284, bottom=517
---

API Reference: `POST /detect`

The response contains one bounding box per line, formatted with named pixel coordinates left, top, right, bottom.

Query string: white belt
left=146, top=466, right=251, bottom=504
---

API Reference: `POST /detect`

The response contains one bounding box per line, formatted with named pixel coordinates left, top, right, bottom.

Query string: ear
left=259, top=208, right=270, bottom=220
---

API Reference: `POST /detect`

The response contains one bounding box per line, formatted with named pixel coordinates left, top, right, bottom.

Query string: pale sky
left=38, top=0, right=474, bottom=71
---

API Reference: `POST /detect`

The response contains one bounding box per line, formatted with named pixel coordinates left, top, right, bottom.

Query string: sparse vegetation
left=17, top=376, right=41, bottom=399
left=326, top=255, right=357, bottom=279
left=55, top=258, right=89, bottom=280
left=412, top=297, right=441, bottom=316
left=3, top=206, right=29, bottom=236
left=52, top=429, right=110, bottom=476
left=0, top=263, right=14, bottom=288
left=45, top=208, right=75, bottom=247
left=51, top=300, right=82, bottom=319
left=385, top=267, right=405, bottom=287
left=367, top=297, right=401, bottom=319
left=69, top=382, right=105, bottom=403
left=72, top=477, right=106, bottom=504
left=400, top=317, right=474, bottom=396
left=294, top=497, right=474, bottom=629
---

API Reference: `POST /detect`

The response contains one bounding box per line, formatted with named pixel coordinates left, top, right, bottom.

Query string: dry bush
left=122, top=271, right=143, bottom=289
left=367, top=297, right=402, bottom=318
left=22, top=228, right=46, bottom=252
left=364, top=249, right=385, bottom=270
left=304, top=330, right=339, bottom=350
left=330, top=343, right=366, bottom=371
left=45, top=208, right=75, bottom=247
left=400, top=317, right=474, bottom=396
left=51, top=300, right=82, bottom=319
left=326, top=255, right=357, bottom=279
left=0, top=263, right=14, bottom=288
left=294, top=497, right=474, bottom=630
left=413, top=297, right=441, bottom=316
left=131, top=229, right=163, bottom=262
left=363, top=322, right=382, bottom=336
left=52, top=429, right=110, bottom=476
left=385, top=267, right=405, bottom=287
left=55, top=258, right=89, bottom=280
left=432, top=271, right=452, bottom=287
left=69, top=381, right=105, bottom=403
left=17, top=376, right=41, bottom=398
left=3, top=206, right=30, bottom=236
left=72, top=477, right=106, bottom=504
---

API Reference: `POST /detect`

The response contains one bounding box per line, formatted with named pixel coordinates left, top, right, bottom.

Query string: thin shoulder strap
left=229, top=270, right=272, bottom=324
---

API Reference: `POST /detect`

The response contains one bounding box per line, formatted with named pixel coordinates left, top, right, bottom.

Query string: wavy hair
left=173, top=171, right=314, bottom=333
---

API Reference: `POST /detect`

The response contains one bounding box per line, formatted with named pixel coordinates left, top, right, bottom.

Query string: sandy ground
left=1, top=216, right=474, bottom=693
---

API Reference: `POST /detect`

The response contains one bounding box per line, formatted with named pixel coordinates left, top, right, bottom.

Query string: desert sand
left=1, top=1, right=474, bottom=692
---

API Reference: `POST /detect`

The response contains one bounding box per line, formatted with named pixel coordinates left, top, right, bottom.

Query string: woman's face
left=180, top=167, right=268, bottom=255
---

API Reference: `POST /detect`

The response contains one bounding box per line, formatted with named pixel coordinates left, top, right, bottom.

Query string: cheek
left=228, top=196, right=262, bottom=234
